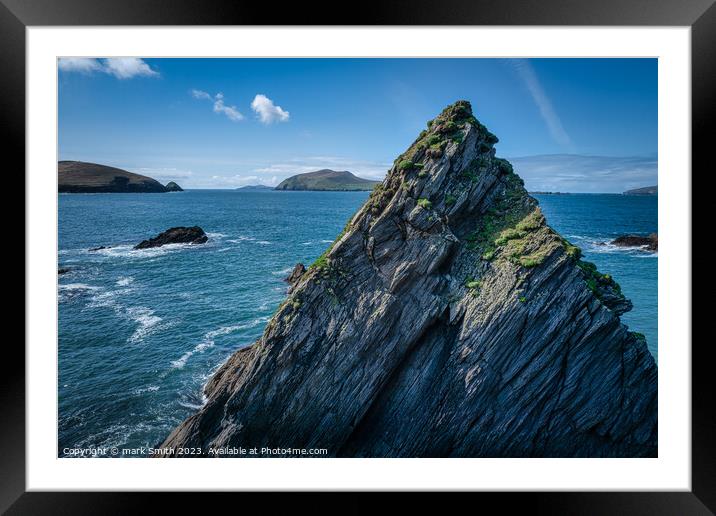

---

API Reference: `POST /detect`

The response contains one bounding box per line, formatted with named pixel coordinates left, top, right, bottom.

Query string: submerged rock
left=161, top=101, right=657, bottom=458
left=58, top=268, right=70, bottom=275
left=134, top=226, right=208, bottom=249
left=611, top=233, right=657, bottom=251
left=88, top=245, right=110, bottom=252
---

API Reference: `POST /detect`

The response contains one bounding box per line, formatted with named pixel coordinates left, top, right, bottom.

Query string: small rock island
left=164, top=181, right=184, bottom=192
left=134, top=226, right=208, bottom=249
left=611, top=233, right=658, bottom=251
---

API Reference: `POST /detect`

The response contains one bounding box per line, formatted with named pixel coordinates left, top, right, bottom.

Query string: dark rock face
left=284, top=263, right=306, bottom=293
left=165, top=181, right=184, bottom=192
left=161, top=101, right=657, bottom=458
left=58, top=268, right=70, bottom=275
left=611, top=234, right=657, bottom=251
left=88, top=246, right=110, bottom=252
left=134, top=226, right=208, bottom=249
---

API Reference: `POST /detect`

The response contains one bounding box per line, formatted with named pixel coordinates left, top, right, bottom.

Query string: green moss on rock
left=417, top=198, right=433, bottom=209
left=398, top=160, right=414, bottom=171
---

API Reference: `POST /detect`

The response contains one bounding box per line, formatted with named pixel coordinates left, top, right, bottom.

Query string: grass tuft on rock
left=398, top=160, right=414, bottom=171
left=417, top=198, right=433, bottom=209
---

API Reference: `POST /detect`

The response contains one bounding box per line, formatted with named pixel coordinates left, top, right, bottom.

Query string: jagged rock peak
left=160, top=101, right=657, bottom=458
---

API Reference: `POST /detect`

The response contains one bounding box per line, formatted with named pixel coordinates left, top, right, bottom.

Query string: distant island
left=236, top=185, right=274, bottom=191
left=58, top=161, right=183, bottom=193
left=275, top=169, right=380, bottom=191
left=624, top=185, right=657, bottom=196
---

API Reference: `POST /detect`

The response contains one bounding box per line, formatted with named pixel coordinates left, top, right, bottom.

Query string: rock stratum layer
left=162, top=101, right=657, bottom=457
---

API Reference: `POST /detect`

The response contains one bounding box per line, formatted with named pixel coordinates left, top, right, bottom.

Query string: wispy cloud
left=57, top=58, right=104, bottom=74
left=135, top=167, right=194, bottom=181
left=509, top=59, right=572, bottom=148
left=168, top=156, right=389, bottom=189
left=58, top=58, right=159, bottom=79
left=251, top=156, right=390, bottom=181
left=191, top=90, right=244, bottom=122
left=192, top=174, right=280, bottom=189
left=508, top=154, right=657, bottom=193
left=102, top=58, right=159, bottom=79
left=251, top=94, right=290, bottom=124
left=191, top=89, right=212, bottom=101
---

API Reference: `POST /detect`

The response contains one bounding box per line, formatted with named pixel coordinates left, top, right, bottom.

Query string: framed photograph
left=7, top=0, right=713, bottom=511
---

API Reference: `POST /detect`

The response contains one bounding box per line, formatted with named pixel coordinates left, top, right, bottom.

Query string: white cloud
left=103, top=58, right=159, bottom=79
left=251, top=94, right=290, bottom=124
left=252, top=156, right=389, bottom=181
left=191, top=91, right=244, bottom=122
left=508, top=154, right=657, bottom=193
left=191, top=89, right=212, bottom=100
left=136, top=167, right=194, bottom=180
left=212, top=93, right=244, bottom=121
left=58, top=58, right=103, bottom=74
left=171, top=156, right=388, bottom=189
left=58, top=57, right=159, bottom=79
left=509, top=59, right=572, bottom=148
left=195, top=174, right=279, bottom=188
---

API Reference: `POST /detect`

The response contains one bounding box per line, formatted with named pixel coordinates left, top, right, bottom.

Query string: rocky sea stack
left=135, top=226, right=208, bottom=249
left=161, top=101, right=657, bottom=457
left=165, top=181, right=184, bottom=192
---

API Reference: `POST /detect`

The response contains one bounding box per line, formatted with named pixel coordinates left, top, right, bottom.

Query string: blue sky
left=58, top=58, right=657, bottom=192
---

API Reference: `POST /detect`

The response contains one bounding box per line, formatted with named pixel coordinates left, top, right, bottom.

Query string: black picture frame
left=4, top=0, right=712, bottom=512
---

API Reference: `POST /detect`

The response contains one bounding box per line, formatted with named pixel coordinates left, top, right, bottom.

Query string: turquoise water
left=58, top=190, right=657, bottom=455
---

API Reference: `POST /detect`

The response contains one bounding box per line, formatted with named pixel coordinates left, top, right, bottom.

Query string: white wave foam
left=170, top=320, right=269, bottom=369
left=75, top=285, right=169, bottom=344
left=58, top=283, right=100, bottom=292
left=171, top=351, right=193, bottom=369
left=227, top=236, right=255, bottom=243
left=85, top=287, right=133, bottom=310
left=271, top=267, right=293, bottom=276
left=178, top=400, right=204, bottom=410
left=256, top=240, right=272, bottom=245
left=89, top=243, right=197, bottom=260
left=116, top=276, right=134, bottom=286
left=58, top=283, right=100, bottom=303
left=126, top=307, right=163, bottom=344
left=206, top=232, right=227, bottom=239
left=132, top=385, right=160, bottom=395
left=586, top=241, right=657, bottom=255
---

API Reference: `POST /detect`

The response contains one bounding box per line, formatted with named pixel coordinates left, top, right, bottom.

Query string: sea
left=58, top=190, right=657, bottom=456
